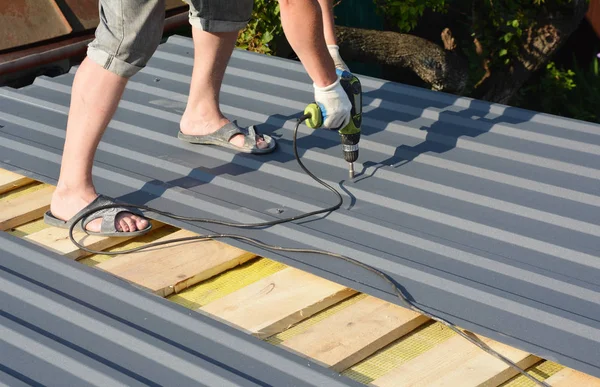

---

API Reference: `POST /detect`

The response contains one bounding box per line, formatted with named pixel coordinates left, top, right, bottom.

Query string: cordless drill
left=304, top=71, right=362, bottom=179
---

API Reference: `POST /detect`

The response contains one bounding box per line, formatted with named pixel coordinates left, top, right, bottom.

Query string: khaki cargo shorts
left=87, top=0, right=253, bottom=78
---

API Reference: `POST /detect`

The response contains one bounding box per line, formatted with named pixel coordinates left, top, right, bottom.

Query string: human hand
left=314, top=77, right=352, bottom=130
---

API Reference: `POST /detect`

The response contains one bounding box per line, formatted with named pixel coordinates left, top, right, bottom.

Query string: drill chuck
left=340, top=132, right=360, bottom=163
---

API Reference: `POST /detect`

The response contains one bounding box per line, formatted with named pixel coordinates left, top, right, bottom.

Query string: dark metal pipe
left=0, top=11, right=189, bottom=77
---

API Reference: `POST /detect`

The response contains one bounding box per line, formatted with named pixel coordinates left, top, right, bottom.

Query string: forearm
left=317, top=0, right=337, bottom=45
left=278, top=0, right=337, bottom=87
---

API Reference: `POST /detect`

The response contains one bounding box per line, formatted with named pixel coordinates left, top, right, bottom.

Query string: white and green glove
left=314, top=76, right=352, bottom=130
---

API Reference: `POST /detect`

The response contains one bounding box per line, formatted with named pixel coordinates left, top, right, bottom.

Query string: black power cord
left=68, top=115, right=547, bottom=387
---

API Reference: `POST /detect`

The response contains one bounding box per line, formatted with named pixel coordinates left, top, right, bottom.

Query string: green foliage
left=470, top=1, right=573, bottom=69
left=373, top=0, right=600, bottom=120
left=517, top=58, right=600, bottom=123
left=473, top=2, right=531, bottom=67
left=546, top=62, right=577, bottom=91
left=372, top=0, right=537, bottom=72
left=236, top=0, right=283, bottom=55
left=375, top=0, right=449, bottom=32
left=374, top=1, right=576, bottom=69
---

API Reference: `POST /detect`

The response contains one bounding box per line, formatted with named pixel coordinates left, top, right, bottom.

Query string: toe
left=132, top=215, right=149, bottom=230
left=255, top=135, right=268, bottom=149
left=228, top=132, right=271, bottom=151
left=118, top=218, right=129, bottom=232
left=122, top=215, right=137, bottom=232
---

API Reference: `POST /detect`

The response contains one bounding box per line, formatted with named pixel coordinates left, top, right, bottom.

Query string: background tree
left=339, top=0, right=589, bottom=103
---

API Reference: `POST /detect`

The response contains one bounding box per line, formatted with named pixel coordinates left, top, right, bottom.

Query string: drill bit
left=348, top=162, right=355, bottom=179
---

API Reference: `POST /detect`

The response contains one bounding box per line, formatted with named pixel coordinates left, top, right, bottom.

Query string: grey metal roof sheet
left=0, top=231, right=362, bottom=386
left=1, top=35, right=599, bottom=378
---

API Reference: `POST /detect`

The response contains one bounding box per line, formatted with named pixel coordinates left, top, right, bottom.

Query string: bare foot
left=50, top=188, right=149, bottom=233
left=180, top=114, right=269, bottom=150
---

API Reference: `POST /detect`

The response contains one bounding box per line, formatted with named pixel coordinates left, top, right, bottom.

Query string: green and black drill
left=304, top=71, right=362, bottom=179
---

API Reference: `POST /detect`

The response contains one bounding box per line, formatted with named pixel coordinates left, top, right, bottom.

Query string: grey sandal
left=43, top=195, right=152, bottom=237
left=178, top=121, right=276, bottom=154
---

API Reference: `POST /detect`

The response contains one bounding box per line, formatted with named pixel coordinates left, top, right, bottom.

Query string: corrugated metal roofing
left=1, top=35, right=599, bottom=378
left=0, top=231, right=362, bottom=386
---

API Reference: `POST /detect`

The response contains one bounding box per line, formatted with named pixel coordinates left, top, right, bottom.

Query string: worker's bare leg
left=50, top=60, right=148, bottom=233
left=279, top=0, right=337, bottom=87
left=179, top=29, right=268, bottom=149
left=49, top=0, right=164, bottom=233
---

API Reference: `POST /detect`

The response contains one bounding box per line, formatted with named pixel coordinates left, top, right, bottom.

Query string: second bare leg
left=180, top=28, right=269, bottom=149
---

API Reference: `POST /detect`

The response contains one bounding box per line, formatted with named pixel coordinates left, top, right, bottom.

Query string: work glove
left=314, top=76, right=352, bottom=130
left=327, top=44, right=350, bottom=73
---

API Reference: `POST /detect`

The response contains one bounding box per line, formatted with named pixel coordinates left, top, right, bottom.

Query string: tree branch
left=334, top=25, right=468, bottom=93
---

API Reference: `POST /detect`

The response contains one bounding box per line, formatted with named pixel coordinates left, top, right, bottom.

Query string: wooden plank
left=97, top=229, right=256, bottom=297
left=0, top=185, right=54, bottom=231
left=280, top=296, right=429, bottom=372
left=373, top=333, right=540, bottom=387
left=24, top=220, right=164, bottom=260
left=201, top=267, right=357, bottom=339
left=545, top=368, right=600, bottom=386
left=0, top=170, right=33, bottom=194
